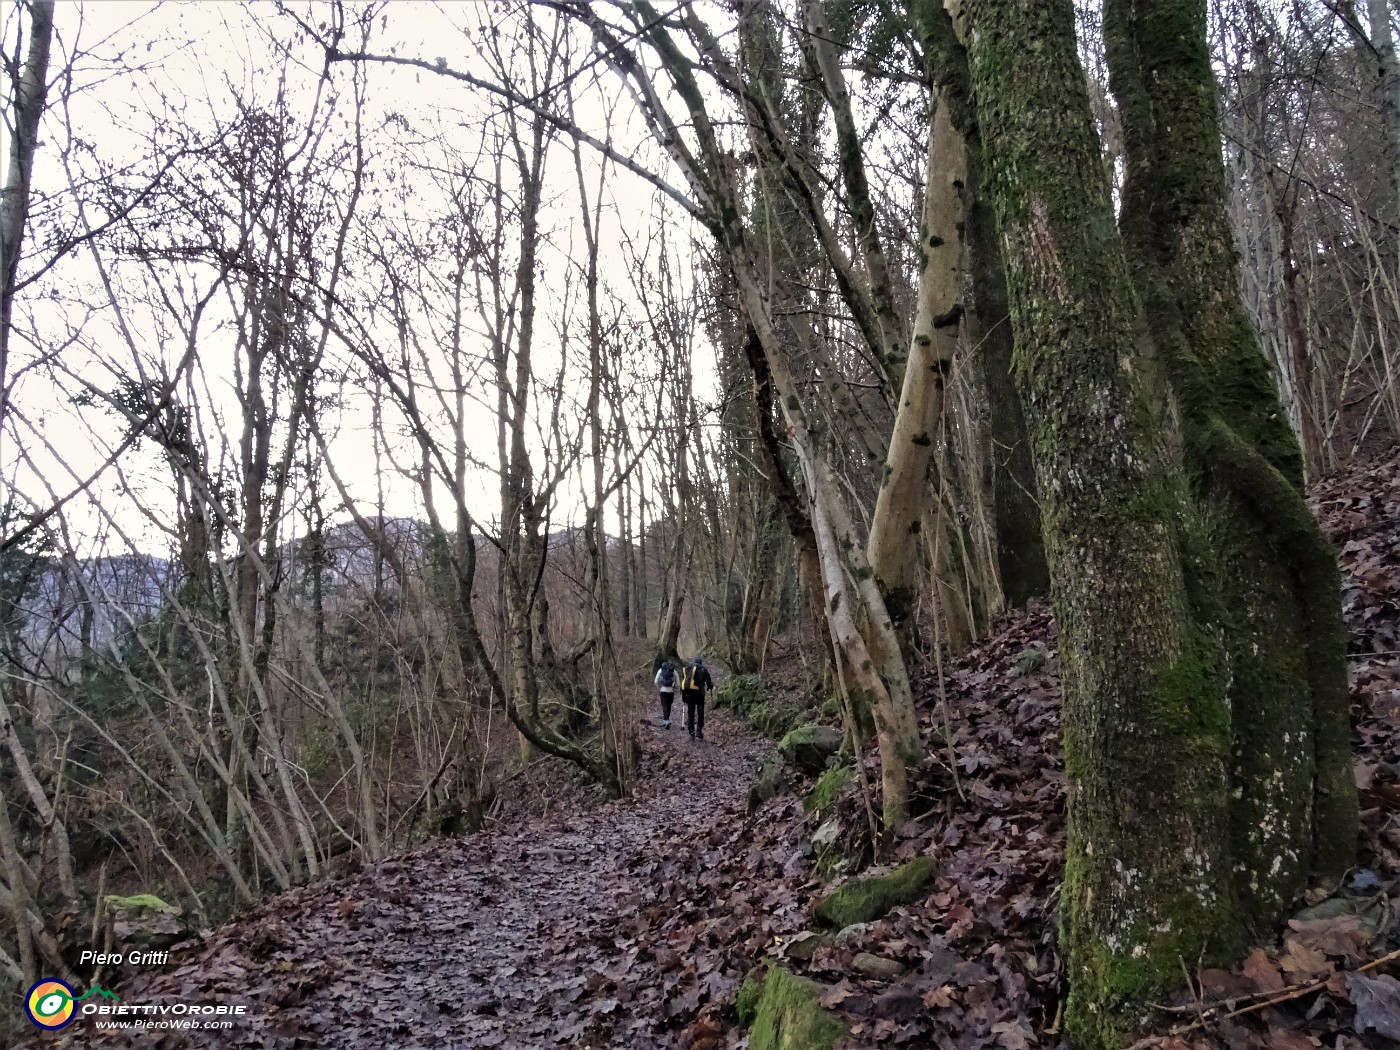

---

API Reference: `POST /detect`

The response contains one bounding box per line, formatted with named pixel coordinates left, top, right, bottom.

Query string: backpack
left=659, top=663, right=676, bottom=687
left=681, top=664, right=699, bottom=691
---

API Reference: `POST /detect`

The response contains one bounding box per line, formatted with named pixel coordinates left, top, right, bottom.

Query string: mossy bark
left=961, top=1, right=1241, bottom=1044
left=914, top=0, right=1048, bottom=609
left=967, top=184, right=1048, bottom=607
left=961, top=0, right=1358, bottom=1044
left=743, top=967, right=847, bottom=1050
left=1101, top=2, right=1357, bottom=913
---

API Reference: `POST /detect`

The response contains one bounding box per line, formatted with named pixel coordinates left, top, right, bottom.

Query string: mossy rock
left=715, top=673, right=766, bottom=713
left=814, top=856, right=938, bottom=929
left=804, top=763, right=853, bottom=815
left=105, top=893, right=179, bottom=917
left=1013, top=643, right=1049, bottom=675
left=817, top=694, right=874, bottom=742
left=735, top=973, right=764, bottom=1026
left=750, top=702, right=803, bottom=739
left=718, top=675, right=806, bottom=740
left=742, top=966, right=847, bottom=1050
left=748, top=755, right=788, bottom=813
left=779, top=724, right=842, bottom=774
left=106, top=893, right=185, bottom=951
left=783, top=930, right=829, bottom=962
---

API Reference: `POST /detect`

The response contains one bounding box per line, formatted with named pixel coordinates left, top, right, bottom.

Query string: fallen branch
left=1130, top=948, right=1400, bottom=1046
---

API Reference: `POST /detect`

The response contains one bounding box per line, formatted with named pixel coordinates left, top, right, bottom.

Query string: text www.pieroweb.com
left=85, top=1002, right=246, bottom=1030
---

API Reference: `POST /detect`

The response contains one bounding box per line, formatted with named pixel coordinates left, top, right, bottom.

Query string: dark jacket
left=680, top=662, right=713, bottom=695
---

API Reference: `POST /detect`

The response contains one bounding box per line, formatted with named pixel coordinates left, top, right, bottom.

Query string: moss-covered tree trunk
left=961, top=0, right=1237, bottom=1044
left=915, top=0, right=1048, bottom=610
left=960, top=0, right=1358, bottom=1044
left=1103, top=0, right=1356, bottom=912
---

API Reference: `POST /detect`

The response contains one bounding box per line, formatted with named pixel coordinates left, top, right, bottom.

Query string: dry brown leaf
left=1287, top=914, right=1367, bottom=961
left=1241, top=948, right=1286, bottom=993
left=1264, top=1026, right=1317, bottom=1050
left=1278, top=937, right=1331, bottom=979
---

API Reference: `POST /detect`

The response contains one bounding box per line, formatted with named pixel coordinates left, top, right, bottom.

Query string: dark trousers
left=681, top=691, right=705, bottom=734
left=659, top=691, right=674, bottom=721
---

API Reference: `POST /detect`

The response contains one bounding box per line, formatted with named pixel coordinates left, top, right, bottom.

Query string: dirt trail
left=53, top=712, right=770, bottom=1050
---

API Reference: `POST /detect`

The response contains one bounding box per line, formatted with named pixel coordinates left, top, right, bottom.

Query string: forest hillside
left=10, top=444, right=1398, bottom=1050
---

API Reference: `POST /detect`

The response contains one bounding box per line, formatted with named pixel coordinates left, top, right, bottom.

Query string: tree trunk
left=962, top=0, right=1359, bottom=1042
left=1103, top=0, right=1356, bottom=903
left=966, top=187, right=1047, bottom=606
left=962, top=1, right=1239, bottom=1043
left=0, top=0, right=54, bottom=437
left=1270, top=172, right=1324, bottom=478
left=866, top=101, right=958, bottom=642
left=1370, top=0, right=1400, bottom=219
left=0, top=686, right=77, bottom=901
left=743, top=325, right=834, bottom=667
left=919, top=0, right=1048, bottom=609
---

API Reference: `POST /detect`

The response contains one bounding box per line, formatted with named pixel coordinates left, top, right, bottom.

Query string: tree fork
left=1103, top=0, right=1357, bottom=903
left=961, top=0, right=1242, bottom=1042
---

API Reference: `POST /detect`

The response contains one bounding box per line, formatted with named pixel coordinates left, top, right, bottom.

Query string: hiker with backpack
left=654, top=658, right=679, bottom=729
left=679, top=656, right=714, bottom=740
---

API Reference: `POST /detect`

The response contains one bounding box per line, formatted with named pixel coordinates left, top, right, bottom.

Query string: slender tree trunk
left=0, top=687, right=77, bottom=901
left=866, top=102, right=958, bottom=641
left=0, top=0, right=54, bottom=438
left=738, top=266, right=921, bottom=824
left=1371, top=0, right=1400, bottom=218
left=0, top=785, right=37, bottom=985
left=636, top=489, right=649, bottom=639
left=1272, top=175, right=1324, bottom=478
left=743, top=326, right=835, bottom=667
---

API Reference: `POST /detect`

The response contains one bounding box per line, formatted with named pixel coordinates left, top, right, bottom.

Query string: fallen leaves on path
left=49, top=717, right=768, bottom=1049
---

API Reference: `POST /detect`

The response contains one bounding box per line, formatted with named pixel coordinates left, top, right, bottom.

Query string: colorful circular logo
left=25, top=979, right=76, bottom=1030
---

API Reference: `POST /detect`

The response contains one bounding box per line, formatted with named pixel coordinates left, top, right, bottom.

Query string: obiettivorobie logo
left=24, top=979, right=120, bottom=1030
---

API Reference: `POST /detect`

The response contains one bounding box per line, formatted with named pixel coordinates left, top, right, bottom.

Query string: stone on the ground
left=739, top=966, right=848, bottom=1050
left=106, top=893, right=185, bottom=949
left=814, top=856, right=938, bottom=929
left=778, top=724, right=842, bottom=774
left=833, top=921, right=871, bottom=947
left=748, top=754, right=787, bottom=813
left=783, top=931, right=828, bottom=962
left=811, top=819, right=841, bottom=850
left=851, top=952, right=905, bottom=980
left=1013, top=643, right=1049, bottom=675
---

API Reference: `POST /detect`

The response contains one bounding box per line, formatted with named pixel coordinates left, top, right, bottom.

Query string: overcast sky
left=3, top=0, right=718, bottom=559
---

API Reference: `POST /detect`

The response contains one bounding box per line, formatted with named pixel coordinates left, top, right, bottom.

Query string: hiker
left=679, top=656, right=714, bottom=740
left=654, top=657, right=679, bottom=729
